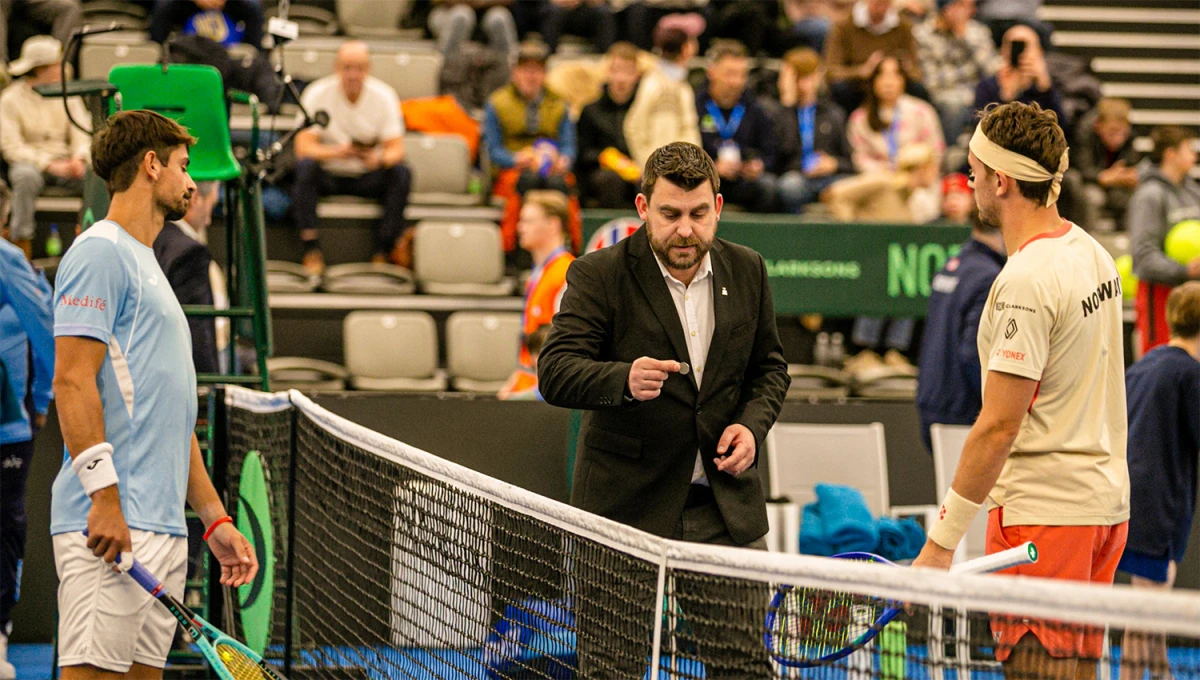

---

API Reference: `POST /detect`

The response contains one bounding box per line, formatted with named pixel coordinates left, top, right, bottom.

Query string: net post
left=648, top=552, right=668, bottom=679
left=283, top=404, right=299, bottom=678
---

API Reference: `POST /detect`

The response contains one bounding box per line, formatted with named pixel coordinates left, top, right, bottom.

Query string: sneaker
left=301, top=248, right=325, bottom=277
left=0, top=632, right=16, bottom=680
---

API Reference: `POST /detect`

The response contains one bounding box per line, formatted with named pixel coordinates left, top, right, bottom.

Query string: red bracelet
left=203, top=516, right=233, bottom=541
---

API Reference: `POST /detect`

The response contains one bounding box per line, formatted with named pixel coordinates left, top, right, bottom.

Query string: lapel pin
left=721, top=287, right=728, bottom=296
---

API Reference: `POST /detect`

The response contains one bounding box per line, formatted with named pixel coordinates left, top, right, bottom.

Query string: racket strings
left=772, top=587, right=890, bottom=662
left=215, top=643, right=273, bottom=680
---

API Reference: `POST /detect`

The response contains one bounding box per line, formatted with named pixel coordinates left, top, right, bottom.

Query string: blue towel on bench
left=799, top=502, right=835, bottom=556
left=816, top=483, right=879, bottom=554
left=876, top=516, right=926, bottom=561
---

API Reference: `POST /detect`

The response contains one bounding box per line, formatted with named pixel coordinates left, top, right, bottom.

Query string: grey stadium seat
left=445, top=311, right=522, bottom=392
left=371, top=50, right=441, bottom=101
left=322, top=262, right=416, bottom=295
left=413, top=221, right=514, bottom=296
left=266, top=357, right=348, bottom=392
left=344, top=310, right=447, bottom=391
left=406, top=133, right=477, bottom=206
left=336, top=0, right=415, bottom=37
left=81, top=41, right=161, bottom=80
left=266, top=260, right=321, bottom=294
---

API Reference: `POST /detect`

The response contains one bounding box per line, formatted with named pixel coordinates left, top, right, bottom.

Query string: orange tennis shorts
left=986, top=507, right=1128, bottom=662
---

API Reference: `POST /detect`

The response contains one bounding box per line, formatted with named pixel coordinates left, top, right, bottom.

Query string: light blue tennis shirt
left=50, top=220, right=197, bottom=537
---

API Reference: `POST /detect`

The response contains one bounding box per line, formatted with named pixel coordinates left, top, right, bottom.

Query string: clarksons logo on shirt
left=1081, top=275, right=1122, bottom=317
left=995, top=301, right=1036, bottom=313
left=58, top=294, right=107, bottom=311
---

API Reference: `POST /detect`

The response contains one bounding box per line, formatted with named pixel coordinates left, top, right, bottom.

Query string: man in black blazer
left=538, top=141, right=790, bottom=677
left=153, top=181, right=220, bottom=375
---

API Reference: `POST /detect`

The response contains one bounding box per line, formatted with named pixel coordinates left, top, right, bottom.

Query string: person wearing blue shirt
left=0, top=182, right=55, bottom=680
left=915, top=208, right=1006, bottom=452
left=1117, top=281, right=1200, bottom=679
left=50, top=110, right=257, bottom=680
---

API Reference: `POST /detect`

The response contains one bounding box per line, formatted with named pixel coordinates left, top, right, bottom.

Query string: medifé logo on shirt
left=59, top=294, right=107, bottom=311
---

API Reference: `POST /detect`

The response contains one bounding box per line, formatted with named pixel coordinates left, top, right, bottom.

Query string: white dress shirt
left=653, top=250, right=715, bottom=485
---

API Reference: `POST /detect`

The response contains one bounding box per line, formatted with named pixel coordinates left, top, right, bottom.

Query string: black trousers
left=0, top=438, right=34, bottom=633
left=575, top=491, right=773, bottom=679
left=291, top=159, right=412, bottom=256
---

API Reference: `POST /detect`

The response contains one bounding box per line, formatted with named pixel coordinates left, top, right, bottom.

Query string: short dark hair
left=1168, top=281, right=1200, bottom=339
left=92, top=110, right=196, bottom=194
left=1150, top=125, right=1196, bottom=165
left=977, top=101, right=1067, bottom=206
left=641, top=142, right=720, bottom=199
left=707, top=39, right=747, bottom=64
left=656, top=28, right=688, bottom=59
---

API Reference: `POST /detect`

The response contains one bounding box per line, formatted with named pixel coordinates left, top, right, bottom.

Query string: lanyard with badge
left=523, top=246, right=570, bottom=332
left=883, top=113, right=900, bottom=165
left=798, top=104, right=818, bottom=172
left=707, top=100, right=745, bottom=164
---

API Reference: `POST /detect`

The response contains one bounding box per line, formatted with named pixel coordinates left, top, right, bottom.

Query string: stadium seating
left=445, top=311, right=522, bottom=392
left=766, top=422, right=891, bottom=517
left=413, top=221, right=513, bottom=296
left=344, top=310, right=447, bottom=391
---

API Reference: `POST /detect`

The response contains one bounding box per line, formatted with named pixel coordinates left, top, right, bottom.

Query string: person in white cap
left=913, top=101, right=1129, bottom=679
left=0, top=36, right=90, bottom=260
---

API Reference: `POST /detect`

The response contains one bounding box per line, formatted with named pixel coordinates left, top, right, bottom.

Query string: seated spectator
left=847, top=55, right=944, bottom=174
left=779, top=0, right=843, bottom=54
left=971, top=24, right=1064, bottom=125
left=914, top=0, right=999, bottom=144
left=577, top=42, right=643, bottom=209
left=0, top=0, right=79, bottom=72
left=429, top=0, right=518, bottom=60
left=775, top=47, right=854, bottom=213
left=940, top=171, right=974, bottom=223
left=825, top=141, right=941, bottom=222
left=623, top=15, right=703, bottom=170
left=500, top=191, right=574, bottom=399
left=696, top=40, right=778, bottom=212
left=0, top=36, right=88, bottom=260
left=154, top=181, right=228, bottom=376
left=149, top=0, right=264, bottom=51
left=292, top=41, right=412, bottom=276
left=539, top=0, right=617, bottom=54
left=1128, top=125, right=1200, bottom=353
left=1069, top=97, right=1140, bottom=230
left=824, top=0, right=926, bottom=114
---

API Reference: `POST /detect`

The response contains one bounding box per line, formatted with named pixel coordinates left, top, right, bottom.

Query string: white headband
left=969, top=125, right=1069, bottom=207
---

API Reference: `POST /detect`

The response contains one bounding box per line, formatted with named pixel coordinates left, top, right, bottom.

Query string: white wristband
left=71, top=443, right=119, bottom=497
left=927, top=487, right=983, bottom=551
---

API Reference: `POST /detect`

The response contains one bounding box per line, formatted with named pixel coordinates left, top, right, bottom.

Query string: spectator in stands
left=577, top=42, right=642, bottom=209
left=0, top=0, right=79, bottom=73
left=940, top=171, right=973, bottom=223
left=501, top=191, right=574, bottom=400
left=498, top=325, right=551, bottom=400
left=1118, top=281, right=1200, bottom=680
left=539, top=0, right=617, bottom=54
left=914, top=0, right=999, bottom=145
left=486, top=42, right=580, bottom=255
left=149, top=0, right=264, bottom=51
left=824, top=0, right=925, bottom=114
left=846, top=55, right=943, bottom=174
left=825, top=141, right=941, bottom=222
left=775, top=47, right=853, bottom=213
left=779, top=0, right=842, bottom=53
left=1069, top=97, right=1140, bottom=231
left=1128, top=126, right=1200, bottom=353
left=0, top=36, right=89, bottom=261
left=915, top=201, right=1005, bottom=452
left=623, top=15, right=703, bottom=171
left=429, top=0, right=518, bottom=60
left=974, top=0, right=1052, bottom=55
left=971, top=24, right=1064, bottom=126
left=696, top=40, right=778, bottom=212
left=292, top=41, right=412, bottom=276
left=0, top=184, right=54, bottom=680
left=154, top=181, right=227, bottom=376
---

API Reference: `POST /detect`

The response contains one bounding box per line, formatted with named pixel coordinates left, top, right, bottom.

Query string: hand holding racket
left=765, top=542, right=1038, bottom=668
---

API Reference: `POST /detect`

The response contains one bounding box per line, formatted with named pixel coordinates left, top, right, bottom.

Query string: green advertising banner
left=583, top=210, right=971, bottom=318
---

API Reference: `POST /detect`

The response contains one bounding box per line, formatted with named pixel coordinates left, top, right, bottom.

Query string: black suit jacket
left=538, top=226, right=790, bottom=544
left=153, top=222, right=219, bottom=375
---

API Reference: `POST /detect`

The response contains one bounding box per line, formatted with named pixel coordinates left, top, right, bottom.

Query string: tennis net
left=223, top=386, right=1200, bottom=679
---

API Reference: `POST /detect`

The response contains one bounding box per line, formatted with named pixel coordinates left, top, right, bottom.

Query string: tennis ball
left=1115, top=255, right=1137, bottom=301
left=1164, top=220, right=1200, bottom=265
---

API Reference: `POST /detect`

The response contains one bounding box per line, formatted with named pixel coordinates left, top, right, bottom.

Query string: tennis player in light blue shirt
left=50, top=110, right=256, bottom=679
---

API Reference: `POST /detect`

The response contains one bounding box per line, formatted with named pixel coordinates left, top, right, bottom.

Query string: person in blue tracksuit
left=0, top=206, right=55, bottom=678
left=1117, top=281, right=1200, bottom=679
left=915, top=213, right=1007, bottom=453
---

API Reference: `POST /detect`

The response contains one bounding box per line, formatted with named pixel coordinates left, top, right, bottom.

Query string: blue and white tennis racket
left=764, top=542, right=1038, bottom=668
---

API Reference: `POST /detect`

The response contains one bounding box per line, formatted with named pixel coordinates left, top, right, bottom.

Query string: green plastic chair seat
left=107, top=64, right=240, bottom=182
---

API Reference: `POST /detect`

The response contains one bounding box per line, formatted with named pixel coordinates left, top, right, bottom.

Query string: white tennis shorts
left=53, top=529, right=188, bottom=672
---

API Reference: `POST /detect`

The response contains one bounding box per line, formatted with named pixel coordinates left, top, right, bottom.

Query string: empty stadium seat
left=266, top=260, right=322, bottom=293
left=413, top=221, right=514, bottom=296
left=766, top=422, right=890, bottom=517
left=445, top=311, right=521, bottom=392
left=322, top=262, right=415, bottom=294
left=80, top=0, right=149, bottom=31
left=406, top=133, right=477, bottom=206
left=80, top=41, right=160, bottom=80
left=344, top=310, right=447, bottom=391
left=372, top=51, right=441, bottom=101
left=266, top=357, right=348, bottom=391
left=336, top=0, right=414, bottom=37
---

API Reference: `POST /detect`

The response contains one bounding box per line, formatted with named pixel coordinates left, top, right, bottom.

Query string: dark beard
left=650, top=234, right=711, bottom=270
left=160, top=197, right=187, bottom=222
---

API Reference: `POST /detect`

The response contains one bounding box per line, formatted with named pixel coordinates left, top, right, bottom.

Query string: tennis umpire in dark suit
left=538, top=141, right=790, bottom=677
left=153, top=181, right=220, bottom=374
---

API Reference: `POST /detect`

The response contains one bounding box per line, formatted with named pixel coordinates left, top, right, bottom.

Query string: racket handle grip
left=122, top=556, right=167, bottom=597
left=952, top=541, right=1038, bottom=574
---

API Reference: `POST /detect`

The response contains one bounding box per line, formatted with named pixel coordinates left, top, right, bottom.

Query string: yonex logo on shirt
left=995, top=348, right=1026, bottom=362
left=59, top=294, right=107, bottom=311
